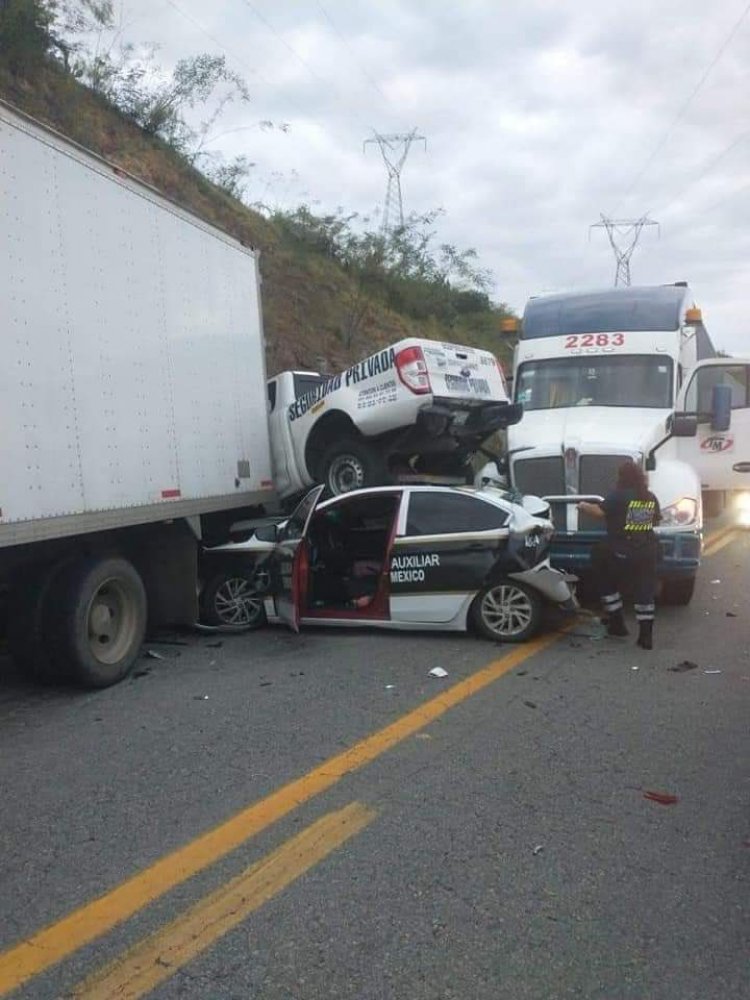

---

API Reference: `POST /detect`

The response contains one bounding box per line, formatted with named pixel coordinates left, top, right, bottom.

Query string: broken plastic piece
left=643, top=790, right=679, bottom=806
left=668, top=660, right=698, bottom=673
left=144, top=650, right=165, bottom=660
left=704, top=669, right=721, bottom=674
left=532, top=844, right=544, bottom=856
left=429, top=667, right=448, bottom=678
left=385, top=684, right=395, bottom=690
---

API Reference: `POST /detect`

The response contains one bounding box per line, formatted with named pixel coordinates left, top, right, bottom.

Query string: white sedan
left=199, top=485, right=574, bottom=643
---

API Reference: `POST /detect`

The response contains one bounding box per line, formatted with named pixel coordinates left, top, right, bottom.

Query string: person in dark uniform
left=579, top=459, right=661, bottom=649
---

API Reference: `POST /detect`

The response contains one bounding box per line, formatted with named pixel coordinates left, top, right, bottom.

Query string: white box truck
left=0, top=101, right=275, bottom=687
left=500, top=284, right=750, bottom=604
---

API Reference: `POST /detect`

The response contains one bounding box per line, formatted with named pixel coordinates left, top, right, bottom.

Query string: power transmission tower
left=364, top=129, right=426, bottom=234
left=590, top=214, right=660, bottom=286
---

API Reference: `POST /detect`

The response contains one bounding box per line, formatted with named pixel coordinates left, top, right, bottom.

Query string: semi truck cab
left=505, top=284, right=749, bottom=604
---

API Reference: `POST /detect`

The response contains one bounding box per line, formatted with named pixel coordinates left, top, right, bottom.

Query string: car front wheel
left=471, top=579, right=543, bottom=643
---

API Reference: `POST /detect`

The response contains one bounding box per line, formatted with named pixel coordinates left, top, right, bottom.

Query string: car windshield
left=515, top=355, right=674, bottom=410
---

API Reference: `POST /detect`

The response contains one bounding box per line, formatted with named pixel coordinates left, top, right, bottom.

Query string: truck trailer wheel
left=6, top=562, right=72, bottom=683
left=49, top=557, right=147, bottom=688
left=660, top=576, right=696, bottom=607
left=319, top=438, right=387, bottom=496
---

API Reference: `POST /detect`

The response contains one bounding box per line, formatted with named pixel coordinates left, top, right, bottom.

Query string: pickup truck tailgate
left=421, top=342, right=507, bottom=402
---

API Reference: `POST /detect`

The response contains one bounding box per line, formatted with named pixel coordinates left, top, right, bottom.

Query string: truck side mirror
left=670, top=413, right=698, bottom=438
left=711, top=383, right=732, bottom=432
left=498, top=402, right=524, bottom=428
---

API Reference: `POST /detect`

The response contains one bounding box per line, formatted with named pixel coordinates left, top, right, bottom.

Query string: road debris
left=429, top=667, right=448, bottom=678
left=193, top=695, right=209, bottom=701
left=710, top=579, right=721, bottom=584
left=704, top=669, right=722, bottom=675
left=668, top=660, right=698, bottom=673
left=523, top=700, right=538, bottom=709
left=206, top=640, right=224, bottom=649
left=643, top=790, right=679, bottom=806
left=631, top=665, right=640, bottom=671
left=143, top=650, right=165, bottom=660
left=726, top=612, right=738, bottom=618
left=385, top=684, right=395, bottom=690
left=532, top=844, right=544, bottom=856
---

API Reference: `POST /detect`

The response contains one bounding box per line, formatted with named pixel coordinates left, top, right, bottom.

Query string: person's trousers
left=591, top=538, right=657, bottom=621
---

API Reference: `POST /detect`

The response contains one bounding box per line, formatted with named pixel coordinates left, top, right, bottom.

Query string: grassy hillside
left=0, top=62, right=517, bottom=376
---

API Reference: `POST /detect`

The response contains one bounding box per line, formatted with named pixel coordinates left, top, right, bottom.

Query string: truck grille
left=579, top=455, right=630, bottom=496
left=514, top=453, right=632, bottom=532
left=513, top=457, right=566, bottom=530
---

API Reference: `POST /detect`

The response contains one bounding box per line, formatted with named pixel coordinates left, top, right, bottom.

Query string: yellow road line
left=0, top=631, right=559, bottom=996
left=703, top=529, right=737, bottom=558
left=72, top=802, right=376, bottom=1000
left=703, top=524, right=733, bottom=549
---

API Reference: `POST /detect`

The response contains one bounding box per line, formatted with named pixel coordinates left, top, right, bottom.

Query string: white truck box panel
left=0, top=104, right=272, bottom=539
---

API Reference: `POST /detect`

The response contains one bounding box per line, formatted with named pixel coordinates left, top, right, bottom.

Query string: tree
left=0, top=0, right=53, bottom=75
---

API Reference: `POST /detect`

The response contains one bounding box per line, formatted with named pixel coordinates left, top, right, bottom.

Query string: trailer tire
left=660, top=576, right=696, bottom=607
left=6, top=562, right=72, bottom=683
left=48, top=557, right=147, bottom=688
left=318, top=438, right=387, bottom=496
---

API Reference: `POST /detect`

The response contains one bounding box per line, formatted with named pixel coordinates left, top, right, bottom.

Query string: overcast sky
left=102, top=0, right=749, bottom=353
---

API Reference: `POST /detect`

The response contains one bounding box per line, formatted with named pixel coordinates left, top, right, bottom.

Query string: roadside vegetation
left=0, top=0, right=519, bottom=374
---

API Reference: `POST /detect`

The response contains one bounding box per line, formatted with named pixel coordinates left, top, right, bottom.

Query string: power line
left=165, top=0, right=330, bottom=132
left=615, top=1, right=750, bottom=212
left=237, top=0, right=372, bottom=133
left=314, top=1, right=392, bottom=108
left=655, top=130, right=750, bottom=217
left=590, top=214, right=660, bottom=286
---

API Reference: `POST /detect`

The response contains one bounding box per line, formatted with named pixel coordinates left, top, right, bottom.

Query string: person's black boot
left=637, top=620, right=653, bottom=650
left=606, top=609, right=629, bottom=637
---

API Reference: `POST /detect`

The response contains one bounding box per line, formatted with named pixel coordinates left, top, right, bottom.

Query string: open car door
left=676, top=359, right=750, bottom=493
left=270, top=485, right=325, bottom=631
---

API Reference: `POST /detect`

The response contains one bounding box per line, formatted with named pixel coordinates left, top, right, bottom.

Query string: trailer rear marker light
left=160, top=489, right=181, bottom=499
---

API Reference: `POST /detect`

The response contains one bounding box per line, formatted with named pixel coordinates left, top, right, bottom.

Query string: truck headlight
left=735, top=492, right=750, bottom=528
left=661, top=498, right=698, bottom=527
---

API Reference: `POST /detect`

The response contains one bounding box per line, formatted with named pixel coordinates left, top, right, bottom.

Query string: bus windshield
left=515, top=355, right=674, bottom=410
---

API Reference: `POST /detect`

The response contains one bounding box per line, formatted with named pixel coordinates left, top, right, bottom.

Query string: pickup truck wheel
left=471, top=579, right=543, bottom=643
left=48, top=557, right=147, bottom=688
left=200, top=570, right=267, bottom=631
left=319, top=438, right=386, bottom=496
left=660, top=576, right=696, bottom=606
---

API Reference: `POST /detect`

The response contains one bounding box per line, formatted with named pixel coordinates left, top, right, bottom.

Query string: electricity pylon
left=590, top=214, right=659, bottom=286
left=364, top=129, right=426, bottom=234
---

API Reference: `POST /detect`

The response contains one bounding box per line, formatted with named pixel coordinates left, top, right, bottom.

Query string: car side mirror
left=670, top=413, right=698, bottom=438
left=254, top=523, right=279, bottom=543
left=711, top=383, right=732, bottom=432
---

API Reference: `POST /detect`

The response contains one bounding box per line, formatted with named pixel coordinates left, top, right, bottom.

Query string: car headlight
left=661, top=497, right=698, bottom=527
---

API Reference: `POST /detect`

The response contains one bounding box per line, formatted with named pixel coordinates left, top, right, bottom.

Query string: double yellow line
left=0, top=633, right=559, bottom=998
left=703, top=524, right=738, bottom=558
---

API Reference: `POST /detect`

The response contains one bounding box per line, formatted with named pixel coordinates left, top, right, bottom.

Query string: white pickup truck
left=267, top=340, right=522, bottom=499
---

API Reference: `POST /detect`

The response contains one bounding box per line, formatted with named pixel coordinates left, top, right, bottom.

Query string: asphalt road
left=0, top=524, right=747, bottom=1000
